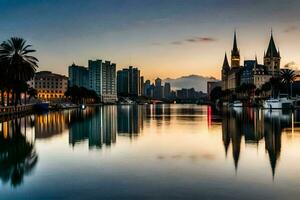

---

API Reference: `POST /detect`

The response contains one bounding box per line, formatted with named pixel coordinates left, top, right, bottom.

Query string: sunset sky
left=2, top=0, right=300, bottom=80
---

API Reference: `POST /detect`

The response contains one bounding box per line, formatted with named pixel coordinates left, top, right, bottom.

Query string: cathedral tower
left=221, top=53, right=230, bottom=90
left=264, top=31, right=281, bottom=77
left=231, top=31, right=240, bottom=68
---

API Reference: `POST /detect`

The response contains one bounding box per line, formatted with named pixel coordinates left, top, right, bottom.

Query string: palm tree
left=27, top=87, right=37, bottom=101
left=281, top=68, right=296, bottom=97
left=0, top=37, right=38, bottom=106
left=269, top=77, right=282, bottom=98
left=0, top=62, right=6, bottom=106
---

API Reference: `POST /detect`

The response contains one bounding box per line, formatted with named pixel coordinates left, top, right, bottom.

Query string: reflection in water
left=216, top=107, right=294, bottom=178
left=3, top=104, right=300, bottom=198
left=0, top=118, right=38, bottom=187
left=35, top=112, right=69, bottom=139
left=117, top=105, right=144, bottom=136
left=69, top=106, right=117, bottom=149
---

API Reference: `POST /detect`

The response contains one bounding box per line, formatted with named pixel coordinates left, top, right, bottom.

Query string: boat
left=263, top=97, right=294, bottom=109
left=293, top=99, right=300, bottom=109
left=229, top=100, right=243, bottom=107
left=34, top=102, right=49, bottom=111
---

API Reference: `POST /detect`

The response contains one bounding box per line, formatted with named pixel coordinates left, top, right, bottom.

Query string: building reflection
left=0, top=117, right=38, bottom=187
left=117, top=105, right=144, bottom=136
left=218, top=108, right=293, bottom=177
left=35, top=111, right=69, bottom=139
left=69, top=106, right=117, bottom=149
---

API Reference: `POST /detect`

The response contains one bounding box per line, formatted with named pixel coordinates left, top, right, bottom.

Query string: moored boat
left=34, top=102, right=49, bottom=111
left=229, top=100, right=243, bottom=107
left=263, top=97, right=293, bottom=109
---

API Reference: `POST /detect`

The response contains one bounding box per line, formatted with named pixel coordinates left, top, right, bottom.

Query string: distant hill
left=163, top=75, right=219, bottom=93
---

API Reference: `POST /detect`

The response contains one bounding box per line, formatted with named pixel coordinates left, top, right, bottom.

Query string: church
left=221, top=31, right=281, bottom=91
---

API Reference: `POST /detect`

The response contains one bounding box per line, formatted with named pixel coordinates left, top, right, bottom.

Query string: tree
left=210, top=86, right=222, bottom=102
left=281, top=68, right=295, bottom=96
left=269, top=77, right=282, bottom=98
left=65, top=86, right=99, bottom=104
left=0, top=37, right=38, bottom=106
left=27, top=87, right=37, bottom=101
left=255, top=88, right=261, bottom=96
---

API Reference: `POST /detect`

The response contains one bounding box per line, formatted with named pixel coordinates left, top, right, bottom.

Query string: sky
left=1, top=0, right=300, bottom=80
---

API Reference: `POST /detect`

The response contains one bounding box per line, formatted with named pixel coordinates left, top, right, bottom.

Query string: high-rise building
left=154, top=77, right=164, bottom=99
left=155, top=78, right=162, bottom=87
left=129, top=66, right=141, bottom=96
left=88, top=60, right=102, bottom=95
left=144, top=80, right=152, bottom=97
left=88, top=59, right=117, bottom=103
left=68, top=63, right=89, bottom=89
left=164, top=82, right=171, bottom=99
left=117, top=66, right=141, bottom=97
left=140, top=76, right=144, bottom=96
left=117, top=69, right=129, bottom=96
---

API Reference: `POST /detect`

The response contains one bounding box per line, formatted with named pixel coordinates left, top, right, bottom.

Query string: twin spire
left=222, top=53, right=230, bottom=68
left=231, top=30, right=240, bottom=57
left=223, top=29, right=280, bottom=70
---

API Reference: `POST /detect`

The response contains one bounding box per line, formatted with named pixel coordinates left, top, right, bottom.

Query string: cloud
left=171, top=36, right=217, bottom=45
left=283, top=25, right=298, bottom=33
left=171, top=41, right=182, bottom=45
left=151, top=42, right=161, bottom=46
left=186, top=37, right=217, bottom=43
left=284, top=61, right=297, bottom=69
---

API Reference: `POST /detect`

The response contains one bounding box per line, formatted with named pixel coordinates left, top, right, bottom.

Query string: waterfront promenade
left=0, top=104, right=34, bottom=117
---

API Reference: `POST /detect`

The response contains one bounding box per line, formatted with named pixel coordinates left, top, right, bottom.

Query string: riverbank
left=0, top=104, right=35, bottom=117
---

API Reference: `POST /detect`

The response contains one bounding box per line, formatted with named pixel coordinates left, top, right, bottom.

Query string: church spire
left=222, top=52, right=230, bottom=69
left=266, top=30, right=279, bottom=58
left=231, top=30, right=240, bottom=67
left=233, top=30, right=238, bottom=54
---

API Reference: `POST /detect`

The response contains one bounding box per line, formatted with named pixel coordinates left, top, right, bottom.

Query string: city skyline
left=2, top=0, right=300, bottom=80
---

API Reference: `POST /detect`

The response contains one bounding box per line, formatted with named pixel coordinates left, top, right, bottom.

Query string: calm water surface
left=1, top=104, right=300, bottom=199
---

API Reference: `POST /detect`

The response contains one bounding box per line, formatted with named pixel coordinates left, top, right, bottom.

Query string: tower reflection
left=219, top=108, right=293, bottom=178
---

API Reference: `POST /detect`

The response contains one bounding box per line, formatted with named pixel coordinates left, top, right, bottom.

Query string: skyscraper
left=144, top=80, right=152, bottom=97
left=129, top=66, right=141, bottom=96
left=68, top=63, right=89, bottom=89
left=117, top=69, right=129, bottom=96
left=140, top=76, right=144, bottom=96
left=154, top=78, right=164, bottom=99
left=117, top=66, right=141, bottom=97
left=88, top=60, right=102, bottom=95
left=88, top=59, right=117, bottom=103
left=164, top=82, right=171, bottom=99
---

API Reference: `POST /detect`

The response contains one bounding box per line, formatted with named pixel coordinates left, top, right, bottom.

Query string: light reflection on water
left=1, top=104, right=300, bottom=199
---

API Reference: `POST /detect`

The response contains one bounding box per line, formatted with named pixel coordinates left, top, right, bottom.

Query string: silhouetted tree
left=27, top=87, right=37, bottom=101
left=210, top=86, right=222, bottom=102
left=0, top=37, right=38, bottom=106
left=281, top=68, right=295, bottom=96
left=65, top=86, right=99, bottom=104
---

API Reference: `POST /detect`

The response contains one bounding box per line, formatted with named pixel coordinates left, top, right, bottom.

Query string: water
left=1, top=104, right=300, bottom=199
